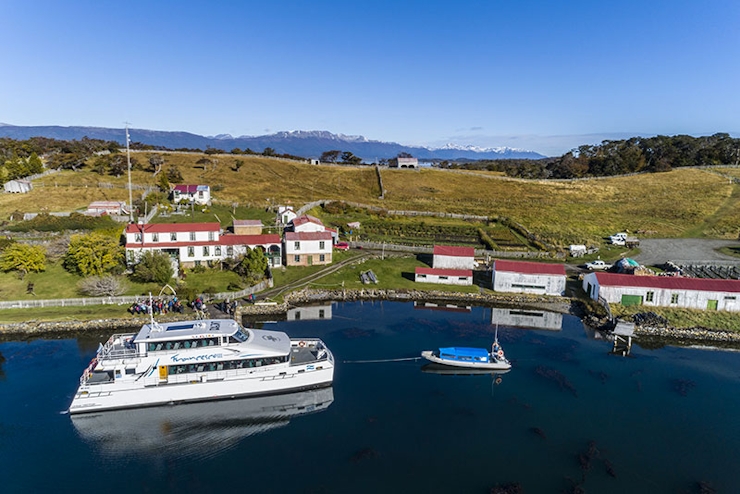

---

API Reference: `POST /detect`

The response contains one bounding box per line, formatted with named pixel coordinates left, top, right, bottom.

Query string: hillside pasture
left=2, top=152, right=739, bottom=246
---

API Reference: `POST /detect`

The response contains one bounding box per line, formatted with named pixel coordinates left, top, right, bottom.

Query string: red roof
left=125, top=222, right=220, bottom=234
left=292, top=215, right=324, bottom=227
left=173, top=184, right=207, bottom=194
left=285, top=231, right=332, bottom=241
left=415, top=267, right=472, bottom=277
left=233, top=219, right=263, bottom=227
left=433, top=245, right=475, bottom=257
left=594, top=272, right=740, bottom=293
left=219, top=234, right=280, bottom=246
left=494, top=260, right=566, bottom=276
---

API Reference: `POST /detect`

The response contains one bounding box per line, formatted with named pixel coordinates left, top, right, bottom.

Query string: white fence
left=0, top=279, right=272, bottom=310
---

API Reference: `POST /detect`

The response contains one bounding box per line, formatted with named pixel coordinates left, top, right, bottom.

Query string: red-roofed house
left=284, top=231, right=333, bottom=266
left=414, top=267, right=473, bottom=286
left=124, top=222, right=282, bottom=268
left=433, top=245, right=476, bottom=270
left=290, top=215, right=325, bottom=233
left=583, top=272, right=740, bottom=311
left=172, top=184, right=211, bottom=205
left=492, top=260, right=567, bottom=296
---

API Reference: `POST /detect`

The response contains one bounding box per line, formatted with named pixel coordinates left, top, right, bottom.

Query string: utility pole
left=125, top=123, right=134, bottom=223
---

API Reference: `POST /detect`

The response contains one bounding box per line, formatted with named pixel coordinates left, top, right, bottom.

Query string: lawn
left=307, top=255, right=481, bottom=294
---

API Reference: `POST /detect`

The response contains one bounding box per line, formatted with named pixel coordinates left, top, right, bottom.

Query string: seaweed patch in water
left=529, top=426, right=547, bottom=440
left=671, top=378, right=696, bottom=397
left=534, top=366, right=578, bottom=397
left=588, top=369, right=609, bottom=384
left=349, top=447, right=380, bottom=463
left=489, top=482, right=524, bottom=494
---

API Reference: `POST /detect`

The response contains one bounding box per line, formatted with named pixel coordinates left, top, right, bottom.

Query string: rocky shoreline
left=1, top=288, right=739, bottom=347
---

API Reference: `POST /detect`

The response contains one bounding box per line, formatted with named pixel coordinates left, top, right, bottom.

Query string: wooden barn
left=582, top=272, right=740, bottom=312
left=492, top=260, right=567, bottom=296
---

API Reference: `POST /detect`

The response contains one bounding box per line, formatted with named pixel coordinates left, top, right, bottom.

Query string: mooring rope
left=343, top=357, right=422, bottom=364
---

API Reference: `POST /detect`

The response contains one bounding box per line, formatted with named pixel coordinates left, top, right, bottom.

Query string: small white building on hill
left=433, top=245, right=476, bottom=270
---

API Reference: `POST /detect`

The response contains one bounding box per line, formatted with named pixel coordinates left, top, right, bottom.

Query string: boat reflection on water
left=421, top=363, right=511, bottom=378
left=71, top=387, right=334, bottom=459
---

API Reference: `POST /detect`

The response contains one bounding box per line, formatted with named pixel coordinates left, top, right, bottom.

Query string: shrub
left=78, top=275, right=127, bottom=297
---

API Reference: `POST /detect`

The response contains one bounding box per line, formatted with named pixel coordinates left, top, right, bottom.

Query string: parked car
left=334, top=242, right=350, bottom=250
left=585, top=259, right=611, bottom=271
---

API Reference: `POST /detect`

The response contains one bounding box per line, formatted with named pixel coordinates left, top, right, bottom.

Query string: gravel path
left=632, top=238, right=740, bottom=266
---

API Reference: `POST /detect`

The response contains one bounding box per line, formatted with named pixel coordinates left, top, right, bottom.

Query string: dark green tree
left=320, top=150, right=341, bottom=163
left=131, top=251, right=174, bottom=285
left=234, top=247, right=268, bottom=282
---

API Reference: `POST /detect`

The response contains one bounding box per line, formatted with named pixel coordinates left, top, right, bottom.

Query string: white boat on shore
left=421, top=334, right=511, bottom=370
left=68, top=318, right=334, bottom=414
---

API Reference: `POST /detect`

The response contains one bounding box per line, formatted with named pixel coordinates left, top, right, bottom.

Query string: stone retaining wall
left=2, top=289, right=739, bottom=347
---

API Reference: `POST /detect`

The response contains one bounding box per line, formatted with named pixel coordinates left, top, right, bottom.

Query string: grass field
left=3, top=155, right=740, bottom=246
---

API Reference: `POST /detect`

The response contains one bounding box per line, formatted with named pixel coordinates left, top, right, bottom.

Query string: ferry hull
left=69, top=366, right=334, bottom=414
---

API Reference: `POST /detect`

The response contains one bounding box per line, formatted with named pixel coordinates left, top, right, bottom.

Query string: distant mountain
left=0, top=125, right=546, bottom=160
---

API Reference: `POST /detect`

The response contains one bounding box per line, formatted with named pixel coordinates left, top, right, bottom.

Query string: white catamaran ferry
left=68, top=318, right=334, bottom=414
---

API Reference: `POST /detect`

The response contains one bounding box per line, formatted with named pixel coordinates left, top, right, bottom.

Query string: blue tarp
left=439, top=347, right=489, bottom=358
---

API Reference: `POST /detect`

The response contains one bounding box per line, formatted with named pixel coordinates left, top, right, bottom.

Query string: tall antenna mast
left=125, top=123, right=134, bottom=222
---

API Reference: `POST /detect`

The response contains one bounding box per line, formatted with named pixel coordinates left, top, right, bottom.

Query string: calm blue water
left=1, top=301, right=739, bottom=493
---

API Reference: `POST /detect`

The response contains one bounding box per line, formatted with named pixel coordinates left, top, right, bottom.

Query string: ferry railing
left=99, top=333, right=143, bottom=359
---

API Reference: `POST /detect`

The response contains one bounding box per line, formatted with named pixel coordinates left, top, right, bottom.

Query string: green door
left=621, top=294, right=643, bottom=306
left=707, top=299, right=718, bottom=310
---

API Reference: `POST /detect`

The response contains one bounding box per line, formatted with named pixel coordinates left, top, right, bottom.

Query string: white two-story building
left=284, top=231, right=333, bottom=266
left=124, top=222, right=282, bottom=269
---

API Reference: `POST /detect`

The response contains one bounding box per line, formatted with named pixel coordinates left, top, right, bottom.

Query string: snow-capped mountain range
left=0, top=125, right=546, bottom=160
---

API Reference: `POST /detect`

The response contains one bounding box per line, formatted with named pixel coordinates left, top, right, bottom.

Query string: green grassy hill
left=2, top=151, right=739, bottom=246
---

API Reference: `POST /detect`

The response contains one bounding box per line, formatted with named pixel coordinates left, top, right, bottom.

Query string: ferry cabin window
left=168, top=355, right=288, bottom=375
left=147, top=338, right=220, bottom=352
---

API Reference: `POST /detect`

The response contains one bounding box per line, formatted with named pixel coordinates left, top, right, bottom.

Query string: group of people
left=128, top=294, right=252, bottom=318
left=127, top=297, right=185, bottom=315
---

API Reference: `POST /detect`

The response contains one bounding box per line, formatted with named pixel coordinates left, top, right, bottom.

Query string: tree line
left=440, top=133, right=740, bottom=179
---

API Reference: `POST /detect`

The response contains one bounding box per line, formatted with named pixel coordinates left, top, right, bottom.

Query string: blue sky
left=2, top=1, right=739, bottom=156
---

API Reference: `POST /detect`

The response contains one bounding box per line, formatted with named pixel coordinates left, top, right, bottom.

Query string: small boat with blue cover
left=421, top=337, right=511, bottom=370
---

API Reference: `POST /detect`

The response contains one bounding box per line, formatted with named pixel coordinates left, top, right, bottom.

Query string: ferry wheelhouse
left=68, top=318, right=334, bottom=414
